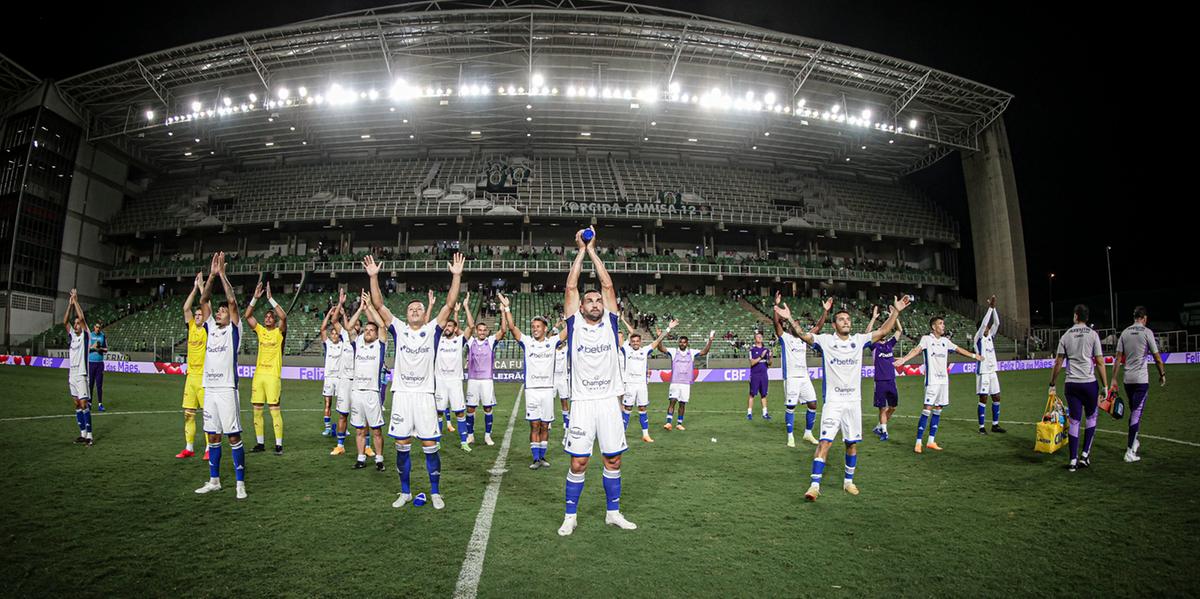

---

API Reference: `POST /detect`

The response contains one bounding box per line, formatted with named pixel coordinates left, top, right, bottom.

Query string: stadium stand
left=625, top=293, right=765, bottom=359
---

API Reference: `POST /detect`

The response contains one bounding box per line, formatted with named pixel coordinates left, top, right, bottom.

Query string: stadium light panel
left=298, top=86, right=308, bottom=97
left=764, top=92, right=776, bottom=105
left=532, top=73, right=545, bottom=88
left=688, top=137, right=698, bottom=142
left=278, top=88, right=289, bottom=100
left=668, top=81, right=680, bottom=94
left=184, top=151, right=192, bottom=156
left=145, top=110, right=154, bottom=121
left=909, top=118, right=919, bottom=129
left=368, top=89, right=379, bottom=101
left=567, top=85, right=577, bottom=96
left=763, top=131, right=770, bottom=136
left=361, top=134, right=371, bottom=139
left=222, top=97, right=232, bottom=107
left=587, top=87, right=597, bottom=98
left=831, top=104, right=841, bottom=114
left=248, top=93, right=258, bottom=103
left=862, top=109, right=872, bottom=120
left=191, top=101, right=202, bottom=112
left=265, top=142, right=274, bottom=147
left=526, top=117, right=532, bottom=121
left=508, top=85, right=517, bottom=95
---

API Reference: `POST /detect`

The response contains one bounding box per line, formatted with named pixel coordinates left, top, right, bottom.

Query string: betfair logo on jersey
left=401, top=345, right=433, bottom=355
left=576, top=343, right=614, bottom=355
left=828, top=357, right=857, bottom=367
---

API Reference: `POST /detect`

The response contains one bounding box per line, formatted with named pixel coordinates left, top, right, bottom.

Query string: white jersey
left=812, top=333, right=871, bottom=405
left=919, top=335, right=958, bottom=386
left=779, top=332, right=813, bottom=380
left=621, top=343, right=654, bottom=383
left=388, top=320, right=440, bottom=394
left=1056, top=324, right=1103, bottom=383
left=1116, top=324, right=1159, bottom=385
left=554, top=344, right=569, bottom=380
left=202, top=316, right=242, bottom=390
left=323, top=331, right=350, bottom=379
left=436, top=334, right=465, bottom=380
left=974, top=307, right=999, bottom=374
left=336, top=329, right=354, bottom=375
left=68, top=330, right=88, bottom=376
left=567, top=310, right=623, bottom=401
left=352, top=334, right=386, bottom=391
left=520, top=336, right=558, bottom=389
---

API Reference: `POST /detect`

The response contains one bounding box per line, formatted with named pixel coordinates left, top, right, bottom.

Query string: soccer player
left=177, top=273, right=209, bottom=459
left=661, top=328, right=715, bottom=432
left=329, top=293, right=366, bottom=456
left=792, top=296, right=911, bottom=501
left=497, top=292, right=557, bottom=469
left=746, top=331, right=771, bottom=421
left=619, top=315, right=672, bottom=443
left=558, top=227, right=636, bottom=536
left=350, top=291, right=388, bottom=471
left=319, top=292, right=349, bottom=437
left=554, top=318, right=571, bottom=428
left=774, top=294, right=832, bottom=447
left=363, top=253, right=464, bottom=511
left=894, top=314, right=982, bottom=453
left=974, top=295, right=1006, bottom=434
left=1110, top=306, right=1166, bottom=463
left=245, top=281, right=288, bottom=455
left=435, top=302, right=471, bottom=452
left=463, top=291, right=507, bottom=446
left=1048, top=304, right=1109, bottom=472
left=865, top=305, right=902, bottom=442
left=194, top=252, right=248, bottom=500
left=64, top=289, right=93, bottom=446
left=87, top=321, right=107, bottom=412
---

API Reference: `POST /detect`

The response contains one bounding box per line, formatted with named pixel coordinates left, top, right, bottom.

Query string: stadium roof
left=54, top=0, right=1012, bottom=177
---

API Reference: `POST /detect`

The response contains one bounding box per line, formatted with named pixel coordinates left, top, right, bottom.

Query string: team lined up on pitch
left=60, top=229, right=1168, bottom=528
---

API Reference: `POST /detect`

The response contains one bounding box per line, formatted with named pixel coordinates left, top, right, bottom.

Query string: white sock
left=357, top=454, right=366, bottom=461
left=186, top=442, right=194, bottom=451
left=747, top=409, right=752, bottom=414
left=256, top=435, right=265, bottom=444
left=375, top=454, right=384, bottom=463
left=276, top=438, right=282, bottom=447
left=210, top=476, right=220, bottom=485
left=880, top=423, right=888, bottom=433
left=762, top=408, right=768, bottom=416
left=86, top=432, right=93, bottom=440
left=929, top=435, right=935, bottom=443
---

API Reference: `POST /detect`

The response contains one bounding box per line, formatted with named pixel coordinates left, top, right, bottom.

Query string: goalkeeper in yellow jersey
left=177, top=272, right=209, bottom=460
left=246, top=281, right=288, bottom=454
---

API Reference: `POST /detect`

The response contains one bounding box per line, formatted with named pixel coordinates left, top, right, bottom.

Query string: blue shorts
left=873, top=380, right=898, bottom=408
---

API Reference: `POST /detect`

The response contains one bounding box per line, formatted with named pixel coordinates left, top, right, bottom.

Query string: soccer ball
left=413, top=492, right=428, bottom=507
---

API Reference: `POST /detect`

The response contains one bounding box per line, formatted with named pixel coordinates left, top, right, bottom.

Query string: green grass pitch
left=1, top=365, right=1197, bottom=597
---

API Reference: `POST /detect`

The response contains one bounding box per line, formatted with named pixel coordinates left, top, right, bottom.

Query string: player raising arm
left=620, top=315, right=674, bottom=442
left=64, top=289, right=92, bottom=445
left=177, top=272, right=209, bottom=458
left=461, top=290, right=507, bottom=446
left=894, top=313, right=982, bottom=453
left=245, top=281, right=288, bottom=455
left=364, top=253, right=464, bottom=510
left=773, top=294, right=831, bottom=447
left=865, top=305, right=903, bottom=441
left=330, top=295, right=366, bottom=456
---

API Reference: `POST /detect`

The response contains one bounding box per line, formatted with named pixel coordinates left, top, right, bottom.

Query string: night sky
left=2, top=1, right=1187, bottom=327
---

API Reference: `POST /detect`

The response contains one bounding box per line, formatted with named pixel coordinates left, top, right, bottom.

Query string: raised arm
left=772, top=292, right=785, bottom=338
left=244, top=282, right=264, bottom=329
left=809, top=297, right=833, bottom=335
left=362, top=255, right=394, bottom=328
left=218, top=260, right=239, bottom=325
left=425, top=290, right=438, bottom=325
left=584, top=228, right=618, bottom=313
left=360, top=290, right=382, bottom=328
left=61, top=293, right=74, bottom=334
left=199, top=253, right=219, bottom=323
left=894, top=315, right=903, bottom=341
left=498, top=291, right=520, bottom=342
left=183, top=272, right=204, bottom=326
left=697, top=329, right=716, bottom=357
left=976, top=296, right=996, bottom=340
left=436, top=253, right=465, bottom=328
left=871, top=295, right=911, bottom=344
left=266, top=281, right=287, bottom=335
left=463, top=291, right=475, bottom=330
left=563, top=231, right=587, bottom=317
left=775, top=302, right=816, bottom=345
left=651, top=319, right=678, bottom=353
left=865, top=305, right=880, bottom=335
left=319, top=305, right=337, bottom=342
left=620, top=314, right=638, bottom=338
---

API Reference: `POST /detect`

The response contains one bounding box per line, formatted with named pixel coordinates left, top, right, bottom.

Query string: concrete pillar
left=961, top=116, right=1030, bottom=331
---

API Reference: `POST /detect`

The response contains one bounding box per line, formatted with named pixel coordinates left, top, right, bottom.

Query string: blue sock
left=75, top=409, right=85, bottom=434
left=231, top=440, right=245, bottom=482
left=785, top=408, right=795, bottom=434
left=563, top=411, right=570, bottom=428
left=485, top=412, right=494, bottom=434
left=992, top=402, right=1001, bottom=425
left=208, top=443, right=222, bottom=478
left=639, top=412, right=649, bottom=432
left=424, top=447, right=441, bottom=495
left=565, top=470, right=585, bottom=515
left=396, top=446, right=412, bottom=494
left=457, top=414, right=468, bottom=442
left=917, top=410, right=930, bottom=441
left=466, top=413, right=475, bottom=435
left=532, top=442, right=539, bottom=461
left=677, top=414, right=684, bottom=425
left=324, top=416, right=331, bottom=428
left=602, top=468, right=622, bottom=512
left=445, top=409, right=453, bottom=426
left=845, top=453, right=857, bottom=482
left=978, top=402, right=986, bottom=427
left=665, top=413, right=673, bottom=423
left=622, top=410, right=630, bottom=430
left=83, top=409, right=92, bottom=434
left=810, top=457, right=825, bottom=484
left=805, top=408, right=816, bottom=433
left=930, top=410, right=941, bottom=439
left=337, top=430, right=346, bottom=446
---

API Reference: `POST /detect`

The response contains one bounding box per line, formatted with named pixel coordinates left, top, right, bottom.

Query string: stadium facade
left=0, top=0, right=1025, bottom=357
